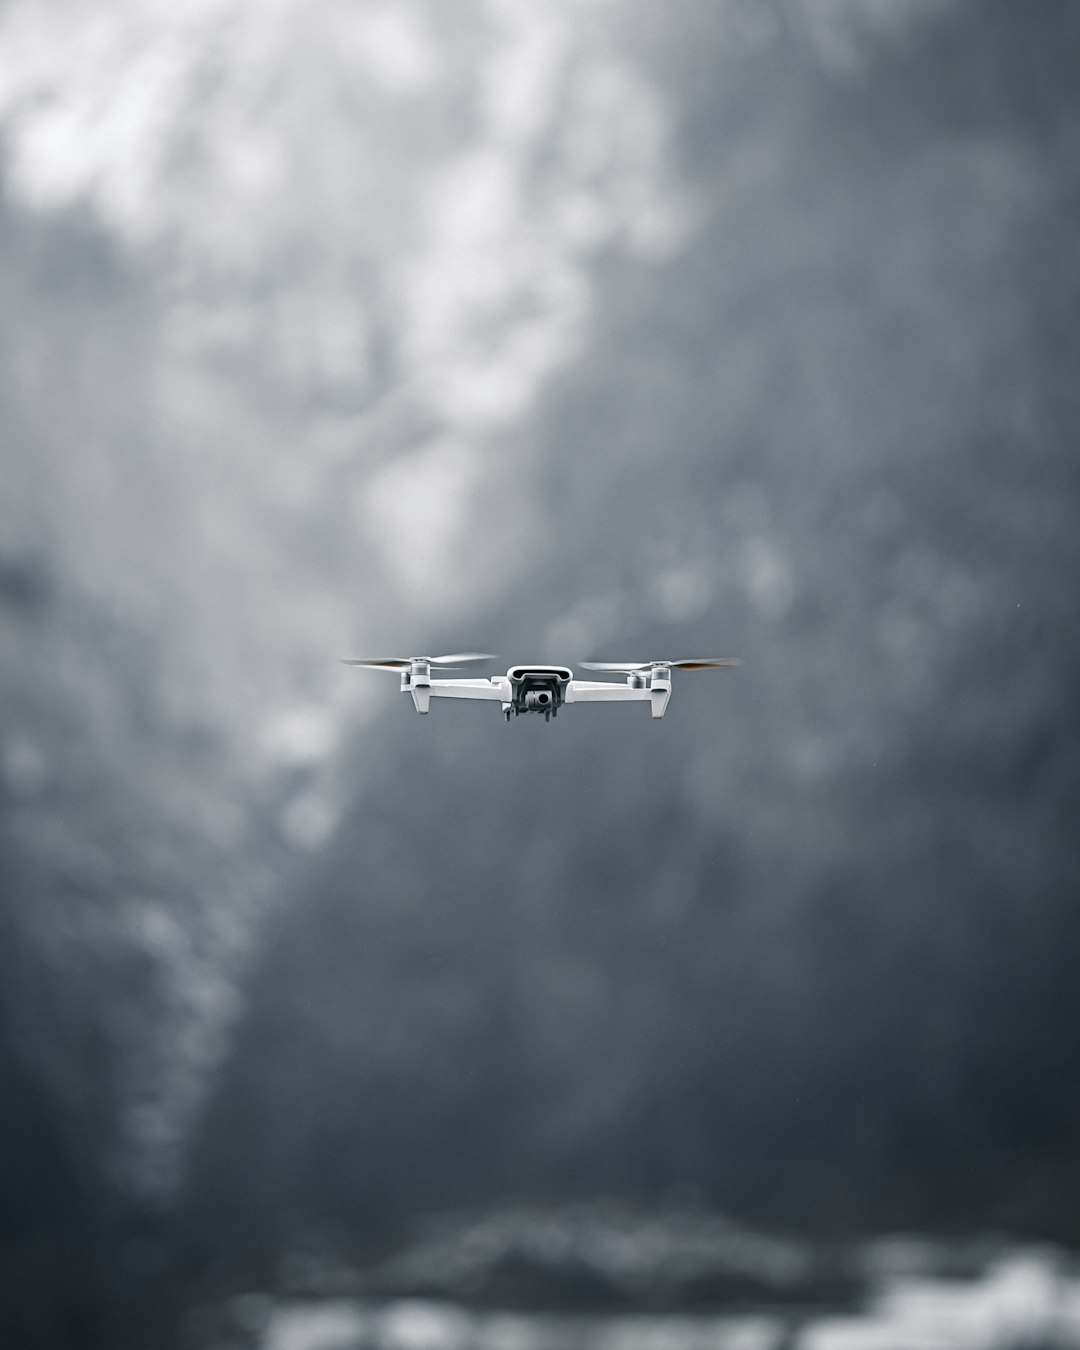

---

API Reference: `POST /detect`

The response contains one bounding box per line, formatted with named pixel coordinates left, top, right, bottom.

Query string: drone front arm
left=566, top=679, right=669, bottom=719
left=426, top=678, right=510, bottom=702
left=566, top=680, right=650, bottom=703
left=565, top=680, right=631, bottom=700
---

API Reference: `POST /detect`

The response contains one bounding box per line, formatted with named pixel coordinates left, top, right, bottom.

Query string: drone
left=341, top=653, right=741, bottom=721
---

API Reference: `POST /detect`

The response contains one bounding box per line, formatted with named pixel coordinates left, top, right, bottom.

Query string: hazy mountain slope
left=0, top=0, right=699, bottom=1339
left=184, top=0, right=1080, bottom=1285
left=3, top=0, right=1080, bottom=1342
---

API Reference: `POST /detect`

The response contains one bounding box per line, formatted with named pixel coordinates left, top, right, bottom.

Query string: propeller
left=580, top=658, right=742, bottom=672
left=341, top=652, right=497, bottom=671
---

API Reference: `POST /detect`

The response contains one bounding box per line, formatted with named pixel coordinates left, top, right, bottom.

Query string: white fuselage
left=403, top=663, right=671, bottom=720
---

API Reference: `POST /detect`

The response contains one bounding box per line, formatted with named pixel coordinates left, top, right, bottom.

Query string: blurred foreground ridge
left=191, top=1205, right=1080, bottom=1350
left=1, top=0, right=1080, bottom=1346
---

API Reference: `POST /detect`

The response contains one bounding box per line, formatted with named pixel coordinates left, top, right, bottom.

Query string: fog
left=1, top=1, right=1078, bottom=1346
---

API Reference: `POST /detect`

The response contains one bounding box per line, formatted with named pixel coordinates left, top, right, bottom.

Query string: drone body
left=341, top=654, right=740, bottom=722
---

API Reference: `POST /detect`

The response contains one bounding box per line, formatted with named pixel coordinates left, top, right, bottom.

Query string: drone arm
left=566, top=680, right=650, bottom=703
left=567, top=678, right=669, bottom=719
left=426, top=678, right=510, bottom=702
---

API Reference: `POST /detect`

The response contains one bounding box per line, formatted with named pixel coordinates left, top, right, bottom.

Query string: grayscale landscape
left=0, top=1, right=1078, bottom=1346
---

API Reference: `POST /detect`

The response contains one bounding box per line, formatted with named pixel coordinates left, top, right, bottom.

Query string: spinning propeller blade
left=341, top=652, right=497, bottom=670
left=580, top=658, right=742, bottom=672
left=669, top=658, right=743, bottom=670
left=340, top=659, right=411, bottom=669
left=428, top=652, right=498, bottom=666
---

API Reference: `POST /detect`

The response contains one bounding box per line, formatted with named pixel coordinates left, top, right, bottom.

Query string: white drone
left=341, top=653, right=741, bottom=721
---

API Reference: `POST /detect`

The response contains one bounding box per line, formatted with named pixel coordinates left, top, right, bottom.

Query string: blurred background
left=1, top=0, right=1079, bottom=1346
